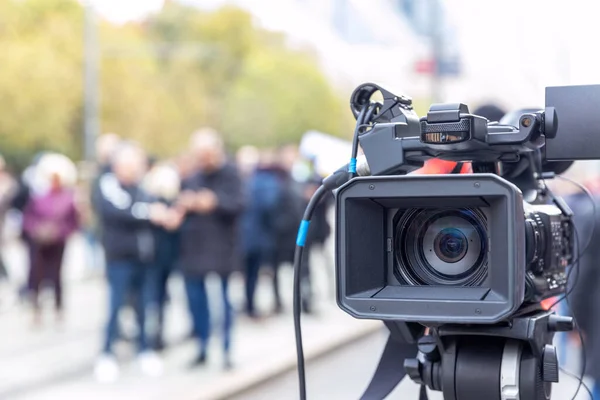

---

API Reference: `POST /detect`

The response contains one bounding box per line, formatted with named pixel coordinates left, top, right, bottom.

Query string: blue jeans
left=103, top=261, right=150, bottom=354
left=244, top=251, right=261, bottom=315
left=184, top=275, right=234, bottom=355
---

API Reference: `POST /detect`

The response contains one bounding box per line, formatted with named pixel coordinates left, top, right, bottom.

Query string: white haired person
left=175, top=128, right=244, bottom=369
left=22, top=153, right=79, bottom=325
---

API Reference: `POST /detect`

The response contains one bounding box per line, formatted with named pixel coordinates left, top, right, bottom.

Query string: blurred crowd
left=4, top=106, right=600, bottom=396
left=0, top=128, right=331, bottom=383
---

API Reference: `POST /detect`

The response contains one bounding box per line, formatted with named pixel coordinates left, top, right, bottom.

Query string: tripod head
left=403, top=311, right=573, bottom=400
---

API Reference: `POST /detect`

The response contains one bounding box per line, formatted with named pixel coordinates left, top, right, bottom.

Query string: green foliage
left=0, top=0, right=83, bottom=161
left=0, top=0, right=351, bottom=163
left=222, top=49, right=351, bottom=148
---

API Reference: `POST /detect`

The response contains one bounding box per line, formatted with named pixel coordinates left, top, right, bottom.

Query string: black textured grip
left=421, top=118, right=471, bottom=133
left=542, top=345, right=559, bottom=383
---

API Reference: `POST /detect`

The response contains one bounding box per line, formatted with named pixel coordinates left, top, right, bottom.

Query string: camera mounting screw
left=369, top=184, right=375, bottom=190
left=370, top=305, right=377, bottom=311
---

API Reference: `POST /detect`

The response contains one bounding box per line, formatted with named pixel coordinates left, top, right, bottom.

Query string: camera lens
left=394, top=208, right=488, bottom=286
left=434, top=228, right=468, bottom=263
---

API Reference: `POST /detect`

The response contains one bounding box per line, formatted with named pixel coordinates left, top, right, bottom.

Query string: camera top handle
left=351, top=82, right=558, bottom=177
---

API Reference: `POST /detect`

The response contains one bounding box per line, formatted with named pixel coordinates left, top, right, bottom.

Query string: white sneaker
left=138, top=351, right=163, bottom=377
left=94, top=355, right=119, bottom=383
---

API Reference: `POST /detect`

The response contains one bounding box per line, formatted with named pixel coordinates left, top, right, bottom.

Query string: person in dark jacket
left=270, top=146, right=305, bottom=314
left=94, top=143, right=179, bottom=383
left=88, top=133, right=122, bottom=269
left=240, top=151, right=280, bottom=318
left=175, top=128, right=244, bottom=369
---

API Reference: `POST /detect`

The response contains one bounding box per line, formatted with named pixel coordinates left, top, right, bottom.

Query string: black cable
left=547, top=226, right=580, bottom=311
left=546, top=174, right=596, bottom=310
left=363, top=102, right=380, bottom=125
left=557, top=175, right=596, bottom=261
left=560, top=367, right=593, bottom=400
left=349, top=104, right=369, bottom=179
left=294, top=184, right=329, bottom=400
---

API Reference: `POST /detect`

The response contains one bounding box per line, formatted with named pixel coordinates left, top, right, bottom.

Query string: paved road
left=1, top=234, right=593, bottom=400
left=0, top=234, right=383, bottom=400
left=234, top=330, right=594, bottom=400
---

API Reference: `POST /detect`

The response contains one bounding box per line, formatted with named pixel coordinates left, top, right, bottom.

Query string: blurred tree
left=0, top=0, right=351, bottom=163
left=222, top=49, right=351, bottom=148
left=145, top=3, right=353, bottom=148
left=0, top=0, right=83, bottom=162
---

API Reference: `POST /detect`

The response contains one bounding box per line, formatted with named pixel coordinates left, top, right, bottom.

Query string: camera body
left=524, top=204, right=573, bottom=303
left=319, top=82, right=600, bottom=400
left=335, top=174, right=574, bottom=324
left=334, top=83, right=590, bottom=325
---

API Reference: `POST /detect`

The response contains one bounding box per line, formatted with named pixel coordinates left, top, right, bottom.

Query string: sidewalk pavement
left=0, top=235, right=381, bottom=400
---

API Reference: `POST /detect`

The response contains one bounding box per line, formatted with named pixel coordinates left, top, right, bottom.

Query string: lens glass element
left=434, top=228, right=468, bottom=263
left=394, top=208, right=488, bottom=286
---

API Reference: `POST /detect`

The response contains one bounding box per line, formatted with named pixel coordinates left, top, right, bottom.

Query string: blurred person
left=22, top=153, right=78, bottom=324
left=236, top=145, right=260, bottom=179
left=0, top=156, right=17, bottom=279
left=175, top=151, right=197, bottom=182
left=299, top=163, right=333, bottom=314
left=142, top=162, right=182, bottom=351
left=566, top=174, right=600, bottom=399
left=89, top=133, right=122, bottom=266
left=95, top=133, right=122, bottom=173
left=94, top=143, right=176, bottom=382
left=176, top=128, right=244, bottom=369
left=91, top=133, right=122, bottom=230
left=269, top=144, right=305, bottom=314
left=240, top=149, right=280, bottom=319
left=12, top=154, right=46, bottom=302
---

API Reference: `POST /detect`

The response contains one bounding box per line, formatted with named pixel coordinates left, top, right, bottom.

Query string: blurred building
left=92, top=0, right=600, bottom=111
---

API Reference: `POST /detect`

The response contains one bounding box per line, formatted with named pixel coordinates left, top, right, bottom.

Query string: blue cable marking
left=296, top=220, right=311, bottom=247
left=348, top=158, right=357, bottom=174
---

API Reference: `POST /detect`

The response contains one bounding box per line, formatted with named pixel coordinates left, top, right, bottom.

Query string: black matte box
left=335, top=174, right=526, bottom=324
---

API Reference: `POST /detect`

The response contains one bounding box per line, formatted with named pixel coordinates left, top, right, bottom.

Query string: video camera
left=294, top=83, right=600, bottom=400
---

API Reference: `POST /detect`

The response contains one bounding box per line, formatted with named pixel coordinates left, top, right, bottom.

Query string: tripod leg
left=360, top=332, right=420, bottom=400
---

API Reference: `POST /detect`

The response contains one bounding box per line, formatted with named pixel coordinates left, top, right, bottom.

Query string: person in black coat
left=240, top=158, right=280, bottom=318
left=93, top=144, right=180, bottom=382
left=175, top=128, right=244, bottom=369
left=268, top=147, right=306, bottom=314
